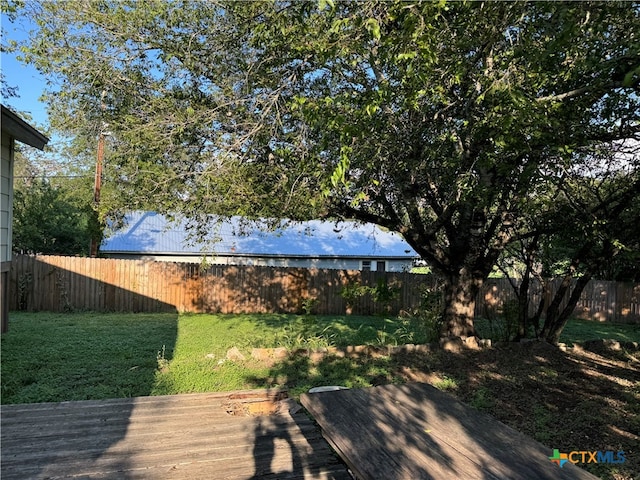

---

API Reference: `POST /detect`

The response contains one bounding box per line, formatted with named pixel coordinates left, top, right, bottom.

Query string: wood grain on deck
left=1, top=390, right=351, bottom=479
left=301, top=383, right=599, bottom=480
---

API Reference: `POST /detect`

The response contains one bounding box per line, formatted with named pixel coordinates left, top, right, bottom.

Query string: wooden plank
left=82, top=256, right=90, bottom=310
left=37, top=255, right=49, bottom=310
left=72, top=255, right=82, bottom=310
left=1, top=391, right=351, bottom=480
left=9, top=255, right=640, bottom=320
left=303, top=387, right=478, bottom=480
left=115, top=257, right=124, bottom=311
left=301, top=383, right=599, bottom=480
left=0, top=430, right=336, bottom=473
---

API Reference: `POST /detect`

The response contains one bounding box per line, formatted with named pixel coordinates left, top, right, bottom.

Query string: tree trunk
left=529, top=284, right=546, bottom=337
left=541, top=274, right=591, bottom=344
left=440, top=270, right=481, bottom=338
left=515, top=272, right=531, bottom=340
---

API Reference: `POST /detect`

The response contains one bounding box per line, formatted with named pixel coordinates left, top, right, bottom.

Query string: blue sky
left=1, top=12, right=50, bottom=128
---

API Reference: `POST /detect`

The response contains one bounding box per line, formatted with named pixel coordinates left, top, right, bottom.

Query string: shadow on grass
left=1, top=312, right=178, bottom=404
left=245, top=341, right=639, bottom=480
left=249, top=352, right=401, bottom=395
left=233, top=312, right=431, bottom=350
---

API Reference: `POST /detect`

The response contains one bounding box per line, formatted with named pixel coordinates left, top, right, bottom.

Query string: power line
left=13, top=174, right=92, bottom=179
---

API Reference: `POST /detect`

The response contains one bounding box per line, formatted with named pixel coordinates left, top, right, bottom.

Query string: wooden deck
left=301, top=383, right=599, bottom=480
left=1, top=390, right=351, bottom=479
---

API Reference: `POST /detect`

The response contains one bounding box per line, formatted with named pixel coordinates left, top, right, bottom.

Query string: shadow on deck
left=301, top=383, right=600, bottom=480
left=1, top=390, right=351, bottom=479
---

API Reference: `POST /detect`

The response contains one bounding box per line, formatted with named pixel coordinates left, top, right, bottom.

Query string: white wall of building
left=103, top=253, right=414, bottom=272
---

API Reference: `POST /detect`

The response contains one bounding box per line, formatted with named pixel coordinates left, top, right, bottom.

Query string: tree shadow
left=244, top=341, right=638, bottom=479
left=186, top=264, right=437, bottom=316
left=408, top=342, right=640, bottom=479
left=245, top=354, right=466, bottom=478
left=8, top=254, right=179, bottom=313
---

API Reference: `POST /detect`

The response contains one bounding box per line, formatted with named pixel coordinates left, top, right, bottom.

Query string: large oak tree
left=7, top=0, right=639, bottom=339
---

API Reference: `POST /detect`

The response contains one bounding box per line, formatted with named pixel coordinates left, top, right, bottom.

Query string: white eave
left=1, top=105, right=49, bottom=150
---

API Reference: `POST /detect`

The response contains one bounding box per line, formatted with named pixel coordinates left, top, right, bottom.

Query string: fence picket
left=6, top=254, right=639, bottom=323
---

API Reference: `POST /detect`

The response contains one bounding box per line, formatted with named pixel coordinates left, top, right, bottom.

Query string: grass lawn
left=1, top=312, right=178, bottom=403
left=2, top=311, right=636, bottom=404
left=559, top=318, right=640, bottom=344
left=2, top=311, right=638, bottom=479
left=475, top=316, right=640, bottom=345
left=1, top=311, right=430, bottom=403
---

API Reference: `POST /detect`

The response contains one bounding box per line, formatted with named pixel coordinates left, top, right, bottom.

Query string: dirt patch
left=393, top=341, right=640, bottom=480
left=223, top=389, right=293, bottom=416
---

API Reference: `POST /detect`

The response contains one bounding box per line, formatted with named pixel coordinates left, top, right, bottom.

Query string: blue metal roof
left=101, top=211, right=417, bottom=258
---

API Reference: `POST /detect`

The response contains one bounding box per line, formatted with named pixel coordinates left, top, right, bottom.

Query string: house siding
left=1, top=106, right=49, bottom=332
left=1, top=131, right=14, bottom=271
left=1, top=131, right=13, bottom=333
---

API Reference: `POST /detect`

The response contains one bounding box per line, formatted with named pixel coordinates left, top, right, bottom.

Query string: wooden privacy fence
left=481, top=277, right=640, bottom=324
left=8, top=255, right=430, bottom=316
left=7, top=255, right=640, bottom=323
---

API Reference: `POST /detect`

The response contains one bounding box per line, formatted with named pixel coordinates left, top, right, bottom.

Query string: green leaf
left=318, top=0, right=335, bottom=11
left=365, top=18, right=381, bottom=41
left=397, top=52, right=417, bottom=61
left=365, top=104, right=379, bottom=116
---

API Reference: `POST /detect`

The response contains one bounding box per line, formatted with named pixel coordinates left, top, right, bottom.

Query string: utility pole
left=90, top=92, right=107, bottom=257
left=93, top=129, right=105, bottom=205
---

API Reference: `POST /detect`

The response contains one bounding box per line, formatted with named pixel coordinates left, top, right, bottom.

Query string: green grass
left=1, top=312, right=178, bottom=403
left=469, top=386, right=494, bottom=411
left=475, top=316, right=640, bottom=344
left=532, top=403, right=554, bottom=445
left=558, top=318, right=640, bottom=344
left=432, top=375, right=459, bottom=391
left=2, top=312, right=637, bottom=404
left=1, top=311, right=428, bottom=404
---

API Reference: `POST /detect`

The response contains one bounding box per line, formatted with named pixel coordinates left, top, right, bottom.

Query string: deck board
left=1, top=390, right=351, bottom=480
left=301, top=383, right=599, bottom=480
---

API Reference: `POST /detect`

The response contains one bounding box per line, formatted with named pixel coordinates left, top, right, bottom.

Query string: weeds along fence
left=8, top=254, right=640, bottom=323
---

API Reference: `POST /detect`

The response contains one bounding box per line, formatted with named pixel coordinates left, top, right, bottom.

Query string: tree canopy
left=6, top=0, right=639, bottom=340
left=12, top=172, right=98, bottom=256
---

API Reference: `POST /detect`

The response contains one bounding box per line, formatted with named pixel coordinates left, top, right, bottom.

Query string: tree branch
left=536, top=81, right=631, bottom=103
